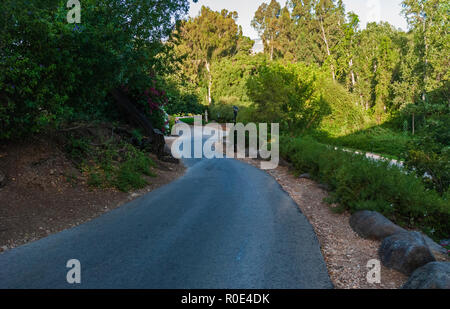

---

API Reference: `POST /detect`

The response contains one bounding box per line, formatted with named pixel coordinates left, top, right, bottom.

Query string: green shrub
left=87, top=172, right=103, bottom=188
left=310, top=126, right=414, bottom=160
left=280, top=135, right=450, bottom=240
left=236, top=105, right=257, bottom=124
left=113, top=149, right=156, bottom=192
left=0, top=0, right=190, bottom=140
left=210, top=96, right=242, bottom=123
left=246, top=61, right=365, bottom=133
left=404, top=113, right=450, bottom=194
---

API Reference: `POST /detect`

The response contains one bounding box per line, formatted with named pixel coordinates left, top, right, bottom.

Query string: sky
left=188, top=0, right=409, bottom=39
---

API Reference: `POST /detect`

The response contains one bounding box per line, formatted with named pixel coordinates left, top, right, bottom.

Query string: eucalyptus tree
left=402, top=0, right=449, bottom=104
left=288, top=0, right=345, bottom=80
left=251, top=0, right=282, bottom=61
left=175, top=6, right=253, bottom=105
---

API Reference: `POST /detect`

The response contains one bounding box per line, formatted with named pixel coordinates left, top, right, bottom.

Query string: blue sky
left=188, top=0, right=408, bottom=39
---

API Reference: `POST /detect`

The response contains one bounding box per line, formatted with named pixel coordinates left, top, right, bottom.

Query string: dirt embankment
left=0, top=134, right=185, bottom=252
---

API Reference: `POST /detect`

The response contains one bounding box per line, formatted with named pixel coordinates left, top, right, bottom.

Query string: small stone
left=402, top=262, right=450, bottom=289
left=317, top=183, right=330, bottom=191
left=299, top=173, right=311, bottom=179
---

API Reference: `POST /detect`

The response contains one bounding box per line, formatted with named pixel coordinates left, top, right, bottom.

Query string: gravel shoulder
left=238, top=156, right=408, bottom=289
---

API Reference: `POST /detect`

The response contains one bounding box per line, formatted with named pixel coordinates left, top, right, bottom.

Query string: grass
left=308, top=126, right=415, bottom=160
left=64, top=134, right=157, bottom=192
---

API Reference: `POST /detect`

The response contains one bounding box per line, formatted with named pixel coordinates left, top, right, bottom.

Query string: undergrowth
left=280, top=135, right=449, bottom=240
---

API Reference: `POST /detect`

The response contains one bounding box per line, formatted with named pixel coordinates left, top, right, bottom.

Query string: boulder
left=317, top=184, right=330, bottom=191
left=422, top=235, right=449, bottom=261
left=379, top=231, right=436, bottom=275
left=402, top=262, right=450, bottom=289
left=0, top=169, right=6, bottom=188
left=299, top=173, right=311, bottom=179
left=350, top=210, right=406, bottom=240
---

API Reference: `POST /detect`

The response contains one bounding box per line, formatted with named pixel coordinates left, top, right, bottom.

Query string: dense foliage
left=280, top=135, right=449, bottom=240
left=0, top=0, right=190, bottom=139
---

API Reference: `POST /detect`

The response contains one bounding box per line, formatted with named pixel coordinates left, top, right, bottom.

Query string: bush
left=246, top=61, right=365, bottom=133
left=404, top=113, right=450, bottom=194
left=210, top=96, right=242, bottom=123
left=280, top=135, right=450, bottom=240
left=0, top=0, right=190, bottom=140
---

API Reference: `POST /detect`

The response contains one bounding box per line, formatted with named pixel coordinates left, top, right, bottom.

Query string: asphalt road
left=0, top=128, right=332, bottom=289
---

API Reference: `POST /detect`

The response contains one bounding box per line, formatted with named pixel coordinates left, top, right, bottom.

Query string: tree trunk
left=420, top=4, right=428, bottom=103
left=320, top=19, right=335, bottom=81
left=205, top=60, right=212, bottom=105
left=270, top=44, right=274, bottom=61
left=349, top=58, right=356, bottom=90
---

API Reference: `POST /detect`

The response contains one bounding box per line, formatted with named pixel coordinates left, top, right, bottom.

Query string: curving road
left=0, top=128, right=332, bottom=289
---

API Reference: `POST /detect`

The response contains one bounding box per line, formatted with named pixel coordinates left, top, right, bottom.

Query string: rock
left=163, top=143, right=172, bottom=156
left=379, top=231, right=436, bottom=275
left=0, top=170, right=6, bottom=188
left=279, top=158, right=292, bottom=168
left=422, top=235, right=450, bottom=261
left=317, top=183, right=330, bottom=191
left=299, top=173, right=311, bottom=179
left=350, top=210, right=406, bottom=240
left=402, top=262, right=450, bottom=289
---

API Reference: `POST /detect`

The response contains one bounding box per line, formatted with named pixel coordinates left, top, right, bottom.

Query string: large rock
left=422, top=235, right=450, bottom=261
left=379, top=231, right=436, bottom=275
left=402, top=262, right=450, bottom=289
left=0, top=169, right=6, bottom=188
left=350, top=210, right=406, bottom=240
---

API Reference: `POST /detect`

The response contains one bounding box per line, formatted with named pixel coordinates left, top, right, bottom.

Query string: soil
left=0, top=135, right=185, bottom=252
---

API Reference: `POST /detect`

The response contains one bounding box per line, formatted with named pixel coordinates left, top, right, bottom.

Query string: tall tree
left=289, top=0, right=345, bottom=80
left=352, top=22, right=403, bottom=114
left=334, top=12, right=359, bottom=91
left=402, top=0, right=449, bottom=103
left=174, top=6, right=253, bottom=105
left=251, top=0, right=282, bottom=61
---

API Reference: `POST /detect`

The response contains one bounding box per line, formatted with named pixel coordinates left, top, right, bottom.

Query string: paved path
left=0, top=129, right=332, bottom=289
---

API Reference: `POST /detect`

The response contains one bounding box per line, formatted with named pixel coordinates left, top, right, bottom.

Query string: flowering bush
left=122, top=77, right=170, bottom=133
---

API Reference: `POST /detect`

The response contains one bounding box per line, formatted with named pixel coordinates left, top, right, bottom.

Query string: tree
left=288, top=0, right=346, bottom=80
left=352, top=22, right=403, bottom=116
left=0, top=0, right=191, bottom=139
left=251, top=0, right=282, bottom=61
left=174, top=6, right=253, bottom=105
left=402, top=0, right=449, bottom=133
left=334, top=12, right=359, bottom=90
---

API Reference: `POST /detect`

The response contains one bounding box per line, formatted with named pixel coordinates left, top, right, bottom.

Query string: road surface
left=0, top=127, right=332, bottom=289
